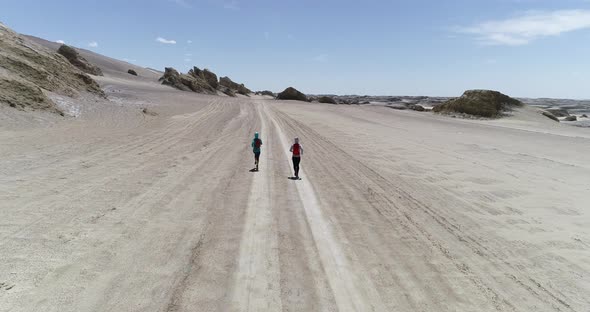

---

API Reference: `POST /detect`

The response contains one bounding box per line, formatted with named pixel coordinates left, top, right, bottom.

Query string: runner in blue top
left=251, top=132, right=262, bottom=171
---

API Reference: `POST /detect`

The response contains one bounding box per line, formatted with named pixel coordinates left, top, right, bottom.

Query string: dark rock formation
left=546, top=108, right=570, bottom=117
left=57, top=44, right=103, bottom=76
left=255, top=90, right=275, bottom=97
left=409, top=104, right=426, bottom=111
left=220, top=87, right=236, bottom=97
left=542, top=111, right=560, bottom=122
left=276, top=87, right=308, bottom=102
left=201, top=69, right=218, bottom=89
left=127, top=69, right=138, bottom=76
left=141, top=107, right=158, bottom=116
left=433, top=90, right=522, bottom=118
left=387, top=104, right=407, bottom=110
left=564, top=115, right=577, bottom=121
left=188, top=67, right=218, bottom=90
left=159, top=67, right=190, bottom=91
left=318, top=96, right=337, bottom=104
left=219, top=76, right=251, bottom=95
left=159, top=66, right=252, bottom=97
left=159, top=67, right=217, bottom=94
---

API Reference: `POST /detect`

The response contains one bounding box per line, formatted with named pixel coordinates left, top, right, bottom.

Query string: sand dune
left=1, top=36, right=589, bottom=312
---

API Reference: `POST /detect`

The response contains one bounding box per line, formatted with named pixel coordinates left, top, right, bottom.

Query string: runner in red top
left=289, top=137, right=303, bottom=179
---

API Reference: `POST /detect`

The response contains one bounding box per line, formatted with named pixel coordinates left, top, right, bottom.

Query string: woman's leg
left=293, top=157, right=300, bottom=177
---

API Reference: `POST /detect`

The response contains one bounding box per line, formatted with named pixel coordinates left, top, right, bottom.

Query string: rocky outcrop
left=542, top=111, right=560, bottom=122
left=276, top=87, right=308, bottom=102
left=433, top=90, right=522, bottom=118
left=159, top=68, right=189, bottom=91
left=546, top=108, right=569, bottom=117
left=0, top=22, right=104, bottom=113
left=158, top=67, right=217, bottom=94
left=141, top=107, right=158, bottom=116
left=564, top=116, right=577, bottom=121
left=127, top=69, right=138, bottom=76
left=188, top=67, right=219, bottom=90
left=318, top=96, right=337, bottom=104
left=387, top=104, right=407, bottom=110
left=220, top=87, right=236, bottom=97
left=409, top=104, right=426, bottom=111
left=219, top=76, right=251, bottom=96
left=255, top=90, right=275, bottom=97
left=159, top=66, right=252, bottom=97
left=57, top=44, right=103, bottom=76
left=202, top=69, right=218, bottom=89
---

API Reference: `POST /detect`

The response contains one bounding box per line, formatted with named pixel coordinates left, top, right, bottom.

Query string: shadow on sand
left=288, top=177, right=301, bottom=180
left=249, top=168, right=259, bottom=172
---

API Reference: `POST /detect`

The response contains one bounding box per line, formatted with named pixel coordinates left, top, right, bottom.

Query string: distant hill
left=24, top=35, right=162, bottom=80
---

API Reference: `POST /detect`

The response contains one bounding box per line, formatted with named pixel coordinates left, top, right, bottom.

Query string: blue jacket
left=251, top=136, right=262, bottom=153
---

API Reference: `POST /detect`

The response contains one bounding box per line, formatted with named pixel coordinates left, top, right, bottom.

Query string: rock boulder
left=433, top=90, right=522, bottom=118
left=564, top=116, right=577, bottom=121
left=276, top=87, right=308, bottom=102
left=57, top=44, right=103, bottom=76
left=318, top=96, right=337, bottom=104
left=542, top=111, right=560, bottom=122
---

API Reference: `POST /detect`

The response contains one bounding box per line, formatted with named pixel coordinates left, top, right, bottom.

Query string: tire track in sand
left=261, top=102, right=387, bottom=312
left=231, top=103, right=282, bottom=311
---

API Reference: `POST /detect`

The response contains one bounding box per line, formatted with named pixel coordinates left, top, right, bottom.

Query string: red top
left=292, top=143, right=301, bottom=156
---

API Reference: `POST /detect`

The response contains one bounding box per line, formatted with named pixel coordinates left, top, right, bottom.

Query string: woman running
left=289, top=137, right=303, bottom=179
left=251, top=132, right=262, bottom=171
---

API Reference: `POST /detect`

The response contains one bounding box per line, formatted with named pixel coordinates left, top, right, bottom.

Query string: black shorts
left=254, top=152, right=260, bottom=159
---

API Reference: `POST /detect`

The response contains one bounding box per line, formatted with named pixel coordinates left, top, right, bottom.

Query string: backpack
left=292, top=143, right=300, bottom=155
left=255, top=138, right=262, bottom=148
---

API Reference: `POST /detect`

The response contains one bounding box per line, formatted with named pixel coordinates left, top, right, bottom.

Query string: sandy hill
left=24, top=35, right=161, bottom=81
left=0, top=22, right=104, bottom=114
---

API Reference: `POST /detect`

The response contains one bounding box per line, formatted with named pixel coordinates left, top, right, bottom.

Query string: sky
left=1, top=0, right=590, bottom=98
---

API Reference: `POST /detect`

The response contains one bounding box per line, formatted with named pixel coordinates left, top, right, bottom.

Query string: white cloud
left=88, top=41, right=98, bottom=48
left=458, top=9, right=590, bottom=45
left=185, top=53, right=192, bottom=56
left=223, top=1, right=239, bottom=10
left=156, top=37, right=177, bottom=44
left=313, top=54, right=328, bottom=62
left=56, top=40, right=65, bottom=44
left=187, top=40, right=193, bottom=44
left=184, top=58, right=192, bottom=62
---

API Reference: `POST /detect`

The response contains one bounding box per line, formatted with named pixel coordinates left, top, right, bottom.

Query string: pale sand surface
left=1, top=58, right=589, bottom=311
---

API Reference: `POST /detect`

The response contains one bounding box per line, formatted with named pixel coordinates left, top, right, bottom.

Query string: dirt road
left=1, top=84, right=589, bottom=311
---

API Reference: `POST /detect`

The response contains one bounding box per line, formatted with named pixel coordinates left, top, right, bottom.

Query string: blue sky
left=2, top=0, right=590, bottom=98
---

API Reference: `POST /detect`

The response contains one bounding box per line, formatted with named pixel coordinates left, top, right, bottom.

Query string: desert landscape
left=1, top=20, right=590, bottom=312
